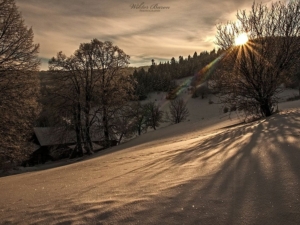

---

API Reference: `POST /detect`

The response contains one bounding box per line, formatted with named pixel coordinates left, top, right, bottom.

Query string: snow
left=0, top=88, right=300, bottom=224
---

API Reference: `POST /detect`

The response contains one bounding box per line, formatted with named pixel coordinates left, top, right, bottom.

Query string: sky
left=15, top=0, right=272, bottom=71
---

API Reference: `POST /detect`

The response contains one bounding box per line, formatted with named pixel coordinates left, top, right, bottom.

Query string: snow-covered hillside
left=0, top=88, right=299, bottom=224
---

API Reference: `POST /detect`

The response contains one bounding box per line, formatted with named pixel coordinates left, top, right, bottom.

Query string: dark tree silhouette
left=0, top=0, right=40, bottom=164
left=168, top=98, right=189, bottom=124
left=214, top=1, right=300, bottom=117
left=49, top=40, right=132, bottom=154
left=129, top=102, right=149, bottom=136
left=144, top=101, right=164, bottom=130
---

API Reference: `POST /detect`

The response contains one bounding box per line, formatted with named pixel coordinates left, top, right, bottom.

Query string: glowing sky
left=15, top=0, right=271, bottom=70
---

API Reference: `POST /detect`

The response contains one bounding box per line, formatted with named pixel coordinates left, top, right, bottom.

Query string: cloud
left=15, top=0, right=271, bottom=70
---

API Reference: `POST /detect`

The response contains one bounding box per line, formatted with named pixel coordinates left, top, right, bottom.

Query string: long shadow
left=2, top=110, right=300, bottom=224
left=163, top=110, right=300, bottom=224
left=117, top=110, right=300, bottom=224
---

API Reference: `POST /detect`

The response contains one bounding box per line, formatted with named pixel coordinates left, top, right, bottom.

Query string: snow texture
left=0, top=87, right=300, bottom=224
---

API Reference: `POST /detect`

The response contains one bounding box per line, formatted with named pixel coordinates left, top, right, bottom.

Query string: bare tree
left=49, top=40, right=132, bottom=153
left=144, top=101, right=164, bottom=130
left=0, top=0, right=40, bottom=164
left=47, top=52, right=84, bottom=156
left=129, top=101, right=149, bottom=136
left=111, top=104, right=136, bottom=144
left=168, top=98, right=189, bottom=124
left=214, top=1, right=300, bottom=117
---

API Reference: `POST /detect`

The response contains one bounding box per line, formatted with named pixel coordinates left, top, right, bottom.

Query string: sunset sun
left=235, top=33, right=248, bottom=46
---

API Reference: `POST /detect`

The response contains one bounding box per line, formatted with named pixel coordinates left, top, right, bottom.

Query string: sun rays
left=154, top=34, right=256, bottom=113
left=235, top=33, right=249, bottom=46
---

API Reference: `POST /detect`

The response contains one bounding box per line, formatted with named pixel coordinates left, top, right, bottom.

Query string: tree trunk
left=84, top=96, right=93, bottom=154
left=260, top=100, right=272, bottom=117
left=103, top=106, right=110, bottom=147
left=118, top=133, right=124, bottom=144
left=70, top=103, right=83, bottom=158
left=84, top=126, right=93, bottom=155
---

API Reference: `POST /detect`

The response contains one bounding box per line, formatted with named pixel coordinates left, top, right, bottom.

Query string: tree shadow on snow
left=2, top=110, right=300, bottom=225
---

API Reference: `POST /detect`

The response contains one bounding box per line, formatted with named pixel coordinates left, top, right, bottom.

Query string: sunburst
left=235, top=33, right=249, bottom=46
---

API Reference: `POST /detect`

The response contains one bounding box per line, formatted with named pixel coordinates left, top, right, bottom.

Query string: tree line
left=131, top=49, right=224, bottom=100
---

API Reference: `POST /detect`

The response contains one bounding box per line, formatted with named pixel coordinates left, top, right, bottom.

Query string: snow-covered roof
left=33, top=127, right=76, bottom=146
left=33, top=127, right=103, bottom=147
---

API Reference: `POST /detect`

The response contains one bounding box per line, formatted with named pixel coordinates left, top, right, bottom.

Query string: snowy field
left=0, top=87, right=300, bottom=224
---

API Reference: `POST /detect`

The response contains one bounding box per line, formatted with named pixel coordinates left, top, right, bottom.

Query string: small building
left=26, top=127, right=103, bottom=166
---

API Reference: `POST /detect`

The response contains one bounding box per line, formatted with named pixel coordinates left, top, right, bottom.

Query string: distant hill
left=119, top=66, right=150, bottom=75
left=38, top=65, right=151, bottom=89
left=40, top=65, right=150, bottom=74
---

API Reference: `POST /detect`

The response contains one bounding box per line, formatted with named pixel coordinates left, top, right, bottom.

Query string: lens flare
left=235, top=33, right=248, bottom=46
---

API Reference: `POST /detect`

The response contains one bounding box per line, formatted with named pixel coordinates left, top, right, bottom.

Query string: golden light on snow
left=235, top=33, right=248, bottom=46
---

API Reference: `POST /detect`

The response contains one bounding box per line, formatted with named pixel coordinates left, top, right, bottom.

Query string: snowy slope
left=0, top=90, right=299, bottom=224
